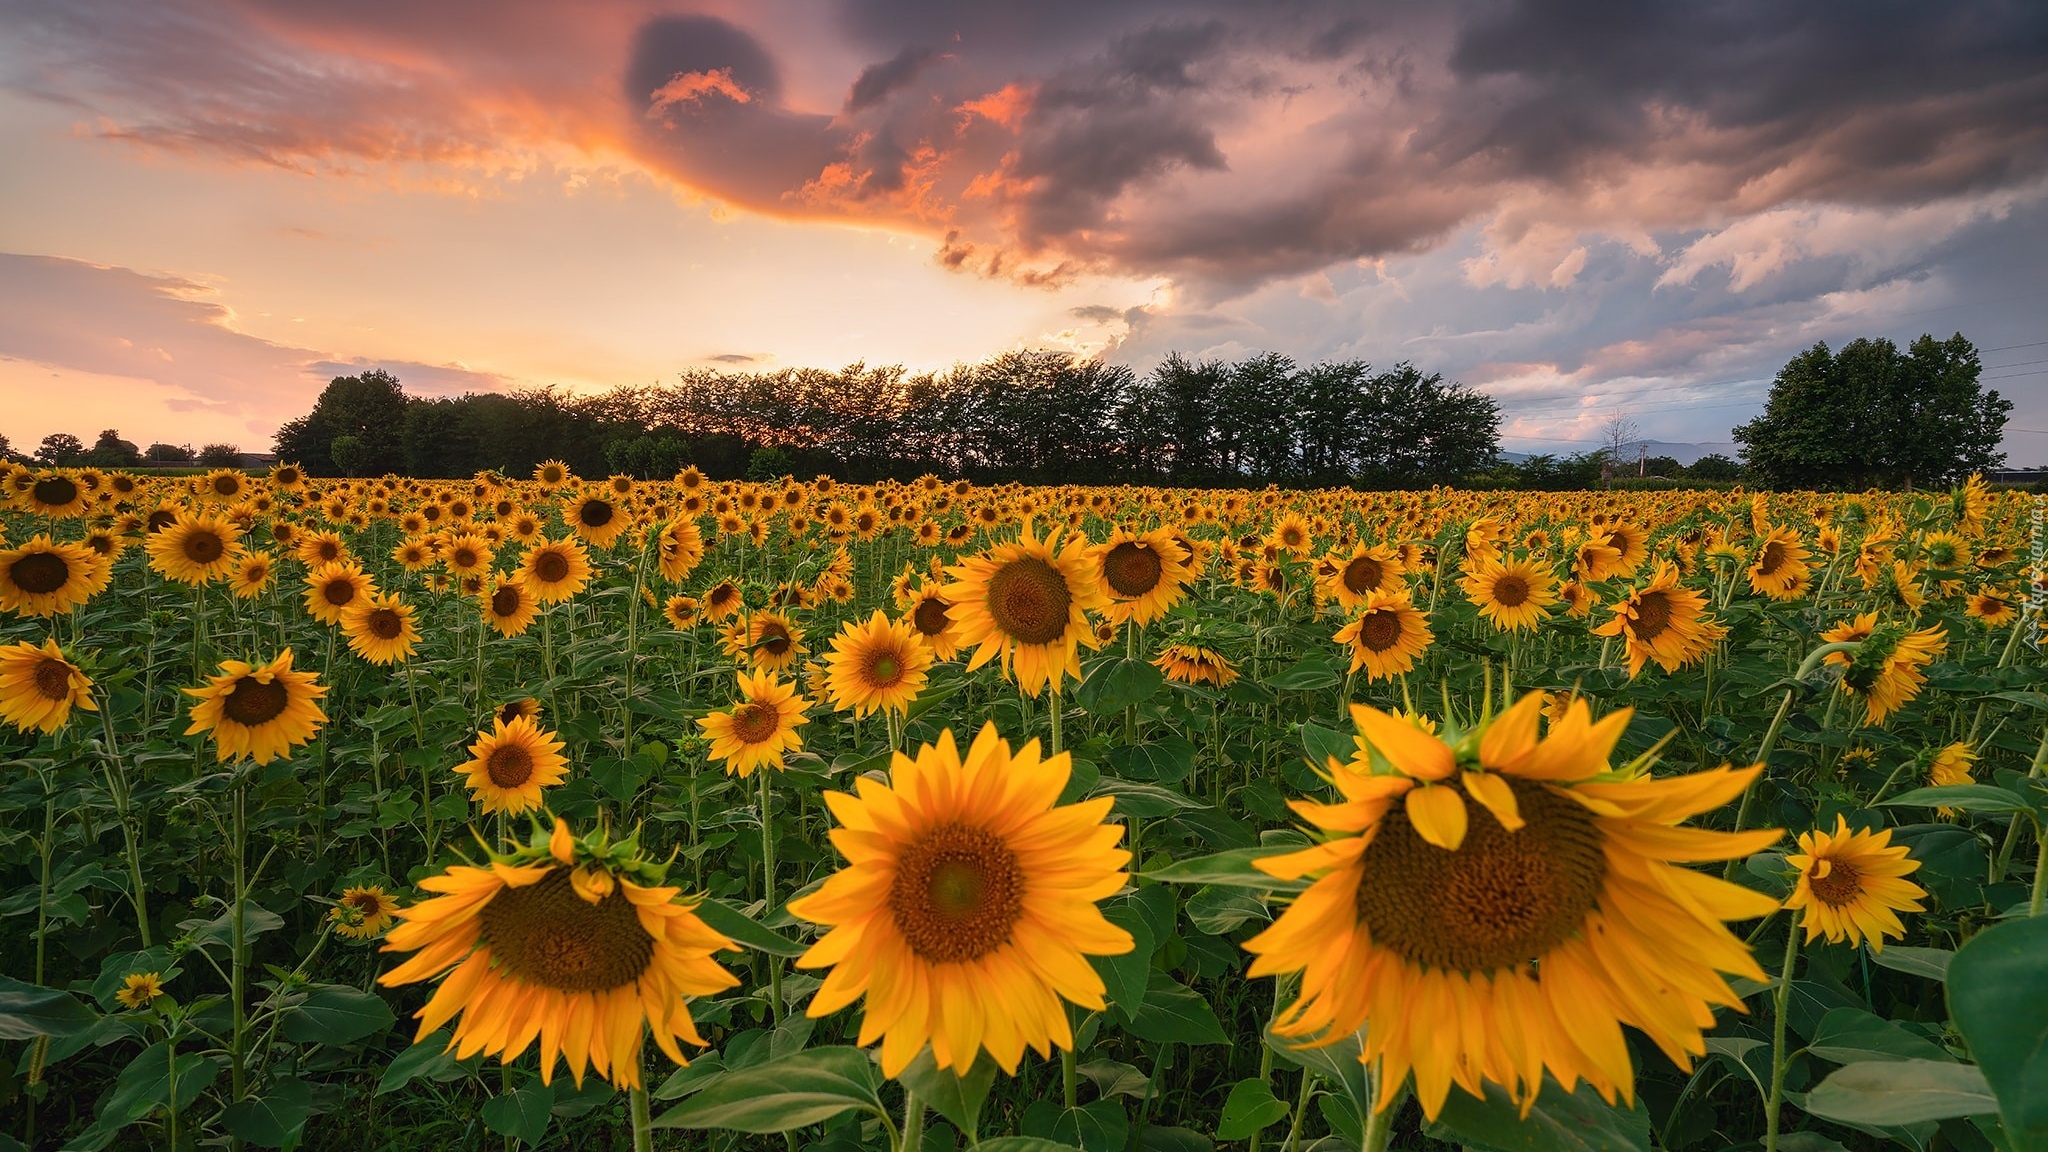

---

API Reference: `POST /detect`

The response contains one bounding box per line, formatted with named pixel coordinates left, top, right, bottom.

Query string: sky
left=1, top=0, right=2044, bottom=465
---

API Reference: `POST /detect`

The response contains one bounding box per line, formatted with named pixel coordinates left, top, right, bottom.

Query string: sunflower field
left=2, top=462, right=2045, bottom=1152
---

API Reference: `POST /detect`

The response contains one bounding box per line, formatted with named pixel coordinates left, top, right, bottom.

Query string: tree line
left=272, top=352, right=1505, bottom=487
left=0, top=430, right=246, bottom=469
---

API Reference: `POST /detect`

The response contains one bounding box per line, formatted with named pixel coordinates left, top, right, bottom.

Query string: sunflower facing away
left=790, top=723, right=1134, bottom=1077
left=1332, top=588, right=1434, bottom=680
left=185, top=650, right=329, bottom=764
left=1093, top=526, right=1194, bottom=626
left=1154, top=642, right=1240, bottom=687
left=698, top=669, right=809, bottom=777
left=1591, top=561, right=1728, bottom=676
left=1821, top=613, right=1947, bottom=726
left=0, top=535, right=111, bottom=617
left=481, top=576, right=540, bottom=638
left=379, top=818, right=740, bottom=1089
left=1459, top=557, right=1558, bottom=633
left=1244, top=695, right=1781, bottom=1119
left=458, top=715, right=570, bottom=814
left=1783, top=815, right=1925, bottom=951
left=942, top=520, right=1109, bottom=697
left=331, top=886, right=402, bottom=939
left=517, top=537, right=592, bottom=603
left=823, top=610, right=934, bottom=718
left=0, top=638, right=98, bottom=734
left=342, top=592, right=422, bottom=665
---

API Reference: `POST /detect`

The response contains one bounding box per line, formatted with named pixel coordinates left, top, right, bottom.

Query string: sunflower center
left=1491, top=575, right=1530, bottom=608
left=147, top=510, right=178, bottom=534
left=452, top=547, right=478, bottom=568
left=1342, top=556, right=1383, bottom=595
left=491, top=586, right=522, bottom=617
left=183, top=530, right=225, bottom=563
left=222, top=678, right=291, bottom=727
left=213, top=476, right=239, bottom=496
left=11, top=552, right=70, bottom=595
left=1632, top=591, right=1674, bottom=640
left=912, top=597, right=951, bottom=636
left=578, top=501, right=614, bottom=528
left=480, top=868, right=653, bottom=992
left=1358, top=609, right=1405, bottom=652
left=986, top=557, right=1072, bottom=645
left=1758, top=541, right=1788, bottom=576
left=367, top=608, right=404, bottom=640
left=33, top=477, right=79, bottom=506
left=322, top=579, right=357, bottom=607
left=1355, top=777, right=1606, bottom=972
left=757, top=622, right=791, bottom=656
left=316, top=541, right=342, bottom=562
left=731, top=702, right=782, bottom=745
left=889, top=822, right=1024, bottom=964
left=32, top=657, right=73, bottom=702
left=1809, top=859, right=1864, bottom=908
left=867, top=651, right=904, bottom=687
left=1103, top=542, right=1163, bottom=597
left=486, top=743, right=535, bottom=788
left=532, top=551, right=570, bottom=583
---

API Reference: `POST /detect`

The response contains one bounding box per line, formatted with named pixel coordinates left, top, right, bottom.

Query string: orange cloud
left=956, top=83, right=1035, bottom=131
left=647, top=68, right=753, bottom=120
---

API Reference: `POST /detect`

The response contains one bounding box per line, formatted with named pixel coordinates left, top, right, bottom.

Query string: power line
left=1984, top=357, right=2048, bottom=370
left=1983, top=368, right=2048, bottom=382
left=1983, top=339, right=2048, bottom=352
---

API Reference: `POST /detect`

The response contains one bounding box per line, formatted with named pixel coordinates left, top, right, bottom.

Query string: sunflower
left=823, top=610, right=934, bottom=718
left=1966, top=588, right=2016, bottom=627
left=458, top=715, right=570, bottom=814
left=1268, top=511, right=1314, bottom=557
left=904, top=584, right=965, bottom=661
left=303, top=560, right=377, bottom=626
left=698, top=670, right=809, bottom=777
left=1573, top=535, right=1625, bottom=583
left=145, top=511, right=243, bottom=585
left=564, top=492, right=628, bottom=549
left=1784, top=816, right=1926, bottom=951
left=268, top=462, right=306, bottom=490
left=1822, top=615, right=1946, bottom=726
left=1603, top=522, right=1650, bottom=576
left=1920, top=530, right=1971, bottom=571
left=468, top=575, right=536, bottom=639
left=702, top=579, right=744, bottom=621
left=512, top=537, right=589, bottom=604
left=727, top=610, right=805, bottom=674
left=1319, top=542, right=1405, bottom=613
left=1459, top=557, right=1558, bottom=633
left=1153, top=642, right=1240, bottom=687
left=662, top=594, right=700, bottom=629
left=1592, top=562, right=1727, bottom=677
left=942, top=521, right=1108, bottom=697
left=17, top=471, right=90, bottom=518
left=331, top=886, right=402, bottom=939
left=496, top=697, right=542, bottom=726
left=379, top=819, right=739, bottom=1089
left=342, top=593, right=421, bottom=665
left=184, top=650, right=329, bottom=764
left=116, top=973, right=165, bottom=1009
left=195, top=468, right=247, bottom=504
left=296, top=529, right=350, bottom=567
left=1927, top=741, right=1977, bottom=817
left=1746, top=526, right=1811, bottom=601
left=0, top=639, right=98, bottom=734
left=392, top=537, right=436, bottom=572
left=1245, top=695, right=1780, bottom=1119
left=790, top=723, right=1133, bottom=1076
left=440, top=532, right=494, bottom=577
left=532, top=459, right=572, bottom=488
left=1093, top=526, right=1194, bottom=626
left=1333, top=589, right=1433, bottom=681
left=656, top=518, right=705, bottom=583
left=0, top=535, right=110, bottom=617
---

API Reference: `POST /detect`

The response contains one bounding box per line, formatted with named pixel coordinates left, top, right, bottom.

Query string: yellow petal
left=1462, top=771, right=1524, bottom=832
left=1405, top=785, right=1469, bottom=850
left=1351, top=704, right=1455, bottom=781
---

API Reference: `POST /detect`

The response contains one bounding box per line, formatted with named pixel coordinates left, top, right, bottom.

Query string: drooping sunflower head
left=0, top=536, right=111, bottom=618
left=1784, top=815, right=1926, bottom=951
left=458, top=715, right=570, bottom=814
left=1153, top=642, right=1240, bottom=686
left=823, top=610, right=935, bottom=719
left=697, top=669, right=809, bottom=777
left=0, top=638, right=99, bottom=735
left=379, top=818, right=740, bottom=1089
left=1835, top=621, right=1947, bottom=726
left=184, top=649, right=329, bottom=764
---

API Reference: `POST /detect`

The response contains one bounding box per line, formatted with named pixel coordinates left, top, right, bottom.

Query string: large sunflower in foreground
left=1591, top=561, right=1727, bottom=676
left=184, top=650, right=329, bottom=764
left=1332, top=588, right=1433, bottom=680
left=0, top=638, right=97, bottom=734
left=457, top=715, right=570, bottom=814
left=698, top=669, right=809, bottom=777
left=379, top=819, right=739, bottom=1089
left=1784, top=815, right=1925, bottom=951
left=1245, top=695, right=1780, bottom=1119
left=823, top=610, right=933, bottom=718
left=0, top=535, right=110, bottom=617
left=790, top=723, right=1133, bottom=1077
left=942, top=521, right=1109, bottom=697
left=1092, top=526, right=1194, bottom=626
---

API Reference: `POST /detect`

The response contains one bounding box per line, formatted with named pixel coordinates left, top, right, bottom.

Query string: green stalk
left=1725, top=640, right=1862, bottom=876
left=630, top=1084, right=653, bottom=1152
left=97, top=702, right=153, bottom=945
left=901, top=1089, right=924, bottom=1152
left=229, top=778, right=250, bottom=1116
left=761, top=767, right=782, bottom=1024
left=1765, top=915, right=1800, bottom=1152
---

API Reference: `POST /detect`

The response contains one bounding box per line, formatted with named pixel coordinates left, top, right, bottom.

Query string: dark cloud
left=846, top=46, right=941, bottom=111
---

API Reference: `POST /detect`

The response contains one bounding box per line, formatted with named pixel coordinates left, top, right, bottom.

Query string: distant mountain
left=1497, top=440, right=1739, bottom=467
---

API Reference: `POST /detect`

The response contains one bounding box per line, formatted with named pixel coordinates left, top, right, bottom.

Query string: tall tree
left=87, top=429, right=143, bottom=467
left=35, top=433, right=86, bottom=466
left=274, top=368, right=411, bottom=476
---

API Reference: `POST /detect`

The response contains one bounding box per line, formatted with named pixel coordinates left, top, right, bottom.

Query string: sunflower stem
left=97, top=698, right=152, bottom=946
left=1361, top=1075, right=1407, bottom=1152
left=901, top=1089, right=924, bottom=1152
left=760, top=767, right=783, bottom=1024
left=630, top=1083, right=653, bottom=1152
left=229, top=776, right=250, bottom=1116
left=1765, top=914, right=1800, bottom=1152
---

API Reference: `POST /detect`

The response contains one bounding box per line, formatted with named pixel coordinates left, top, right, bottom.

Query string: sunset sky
left=2, top=0, right=2044, bottom=464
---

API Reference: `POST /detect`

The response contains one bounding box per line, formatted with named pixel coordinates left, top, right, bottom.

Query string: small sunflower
left=481, top=576, right=540, bottom=638
left=941, top=521, right=1109, bottom=697
left=727, top=610, right=805, bottom=674
left=0, top=638, right=98, bottom=734
left=1746, top=526, right=1811, bottom=601
left=656, top=519, right=705, bottom=583
left=517, top=537, right=592, bottom=603
left=1966, top=588, right=2016, bottom=627
left=379, top=818, right=739, bottom=1089
left=1333, top=588, right=1434, bottom=681
left=790, top=724, right=1134, bottom=1077
left=0, top=535, right=110, bottom=617
left=342, top=593, right=421, bottom=665
left=662, top=594, right=700, bottom=629
left=564, top=492, right=628, bottom=549
left=184, top=650, right=328, bottom=764
left=1093, top=526, right=1194, bottom=626
left=304, top=560, right=377, bottom=625
left=1153, top=642, right=1239, bottom=687
left=331, top=886, right=402, bottom=939
left=532, top=459, right=572, bottom=488
left=440, top=532, right=494, bottom=577
left=458, top=715, right=570, bottom=814
left=1784, top=815, right=1926, bottom=951
left=230, top=551, right=277, bottom=599
left=116, top=972, right=165, bottom=1010
left=295, top=529, right=350, bottom=567
left=1927, top=741, right=1976, bottom=817
left=1592, top=561, right=1728, bottom=677
left=702, top=579, right=744, bottom=621
left=822, top=610, right=934, bottom=719
left=698, top=669, right=809, bottom=777
left=496, top=697, right=543, bottom=726
left=1458, top=557, right=1558, bottom=633
left=904, top=584, right=965, bottom=661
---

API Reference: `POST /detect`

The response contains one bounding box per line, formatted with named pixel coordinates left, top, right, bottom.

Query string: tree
left=197, top=444, right=242, bottom=468
left=0, top=432, right=15, bottom=463
left=1686, top=454, right=1741, bottom=481
left=274, top=368, right=411, bottom=476
left=86, top=429, right=142, bottom=468
left=1734, top=334, right=2010, bottom=489
left=35, top=433, right=86, bottom=466
left=329, top=435, right=372, bottom=478
left=145, top=442, right=195, bottom=465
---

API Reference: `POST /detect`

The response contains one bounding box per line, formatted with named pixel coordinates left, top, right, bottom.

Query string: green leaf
left=221, top=1076, right=315, bottom=1148
left=1142, top=847, right=1304, bottom=892
left=177, top=905, right=286, bottom=952
left=1078, top=657, right=1165, bottom=714
left=1105, top=737, right=1197, bottom=785
left=1299, top=722, right=1352, bottom=772
left=1807, top=1007, right=1953, bottom=1064
left=1215, top=1078, right=1290, bottom=1140
left=694, top=897, right=808, bottom=958
left=898, top=1049, right=999, bottom=1137
left=281, top=983, right=396, bottom=1045
left=978, top=1140, right=1083, bottom=1152
left=1947, top=914, right=2048, bottom=1144
left=651, top=1053, right=726, bottom=1101
left=1269, top=653, right=1341, bottom=692
left=1883, top=785, right=2032, bottom=814
left=1184, top=885, right=1270, bottom=935
left=480, top=1079, right=556, bottom=1148
left=1126, top=975, right=1228, bottom=1045
left=649, top=1046, right=883, bottom=1133
left=1077, top=1059, right=1151, bottom=1100
left=74, top=1040, right=220, bottom=1151
left=0, top=976, right=99, bottom=1040
left=1052, top=1099, right=1129, bottom=1152
left=377, top=1032, right=468, bottom=1095
left=590, top=757, right=649, bottom=803
left=1870, top=945, right=1954, bottom=981
left=1094, top=902, right=1157, bottom=1017
left=1426, top=1079, right=1652, bottom=1152
left=1803, top=1060, right=1996, bottom=1125
left=1090, top=779, right=1204, bottom=819
left=1264, top=1027, right=1368, bottom=1119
